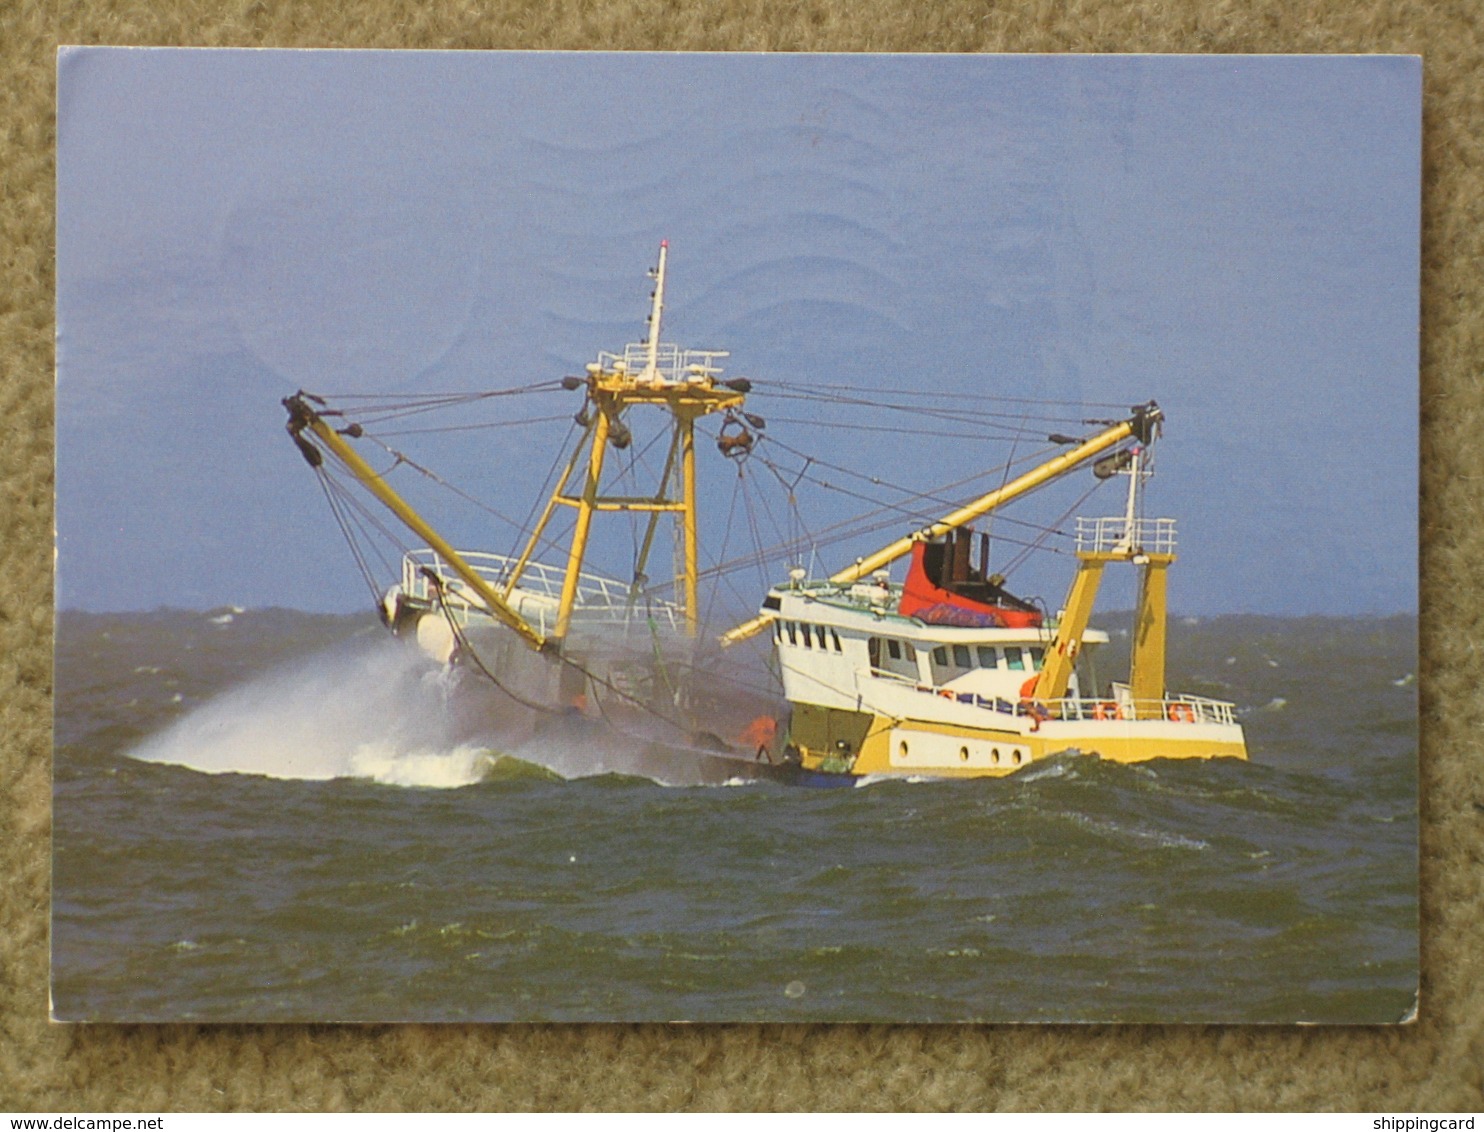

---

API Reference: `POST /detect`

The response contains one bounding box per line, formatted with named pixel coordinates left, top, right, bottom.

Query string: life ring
left=1093, top=701, right=1123, bottom=721
left=1167, top=702, right=1196, bottom=723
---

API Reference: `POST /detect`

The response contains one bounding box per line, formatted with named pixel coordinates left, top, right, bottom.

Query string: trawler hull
left=763, top=566, right=1249, bottom=779
left=789, top=711, right=1247, bottom=779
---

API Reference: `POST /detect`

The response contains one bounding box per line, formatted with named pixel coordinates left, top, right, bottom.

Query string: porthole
left=899, top=739, right=910, bottom=759
left=1011, top=750, right=1022, bottom=765
left=991, top=748, right=1001, bottom=764
left=959, top=746, right=970, bottom=762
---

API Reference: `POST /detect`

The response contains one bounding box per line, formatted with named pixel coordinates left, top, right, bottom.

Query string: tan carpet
left=4, top=0, right=1481, bottom=1112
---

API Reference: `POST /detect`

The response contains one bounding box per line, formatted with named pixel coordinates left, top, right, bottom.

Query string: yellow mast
left=719, top=403, right=1163, bottom=646
left=554, top=403, right=613, bottom=640
left=1030, top=443, right=1175, bottom=711
left=498, top=242, right=749, bottom=644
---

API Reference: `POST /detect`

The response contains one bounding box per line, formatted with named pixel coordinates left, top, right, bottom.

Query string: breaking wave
left=128, top=638, right=503, bottom=788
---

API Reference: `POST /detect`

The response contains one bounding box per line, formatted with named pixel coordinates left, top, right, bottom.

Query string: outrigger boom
left=284, top=393, right=552, bottom=654
left=718, top=401, right=1163, bottom=646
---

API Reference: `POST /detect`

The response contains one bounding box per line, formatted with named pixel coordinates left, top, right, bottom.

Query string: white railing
left=860, top=668, right=1235, bottom=726
left=1075, top=516, right=1178, bottom=555
left=1054, top=694, right=1236, bottom=726
left=400, top=549, right=680, bottom=630
left=596, top=342, right=729, bottom=384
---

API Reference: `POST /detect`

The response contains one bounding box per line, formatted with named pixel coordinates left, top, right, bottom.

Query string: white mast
left=643, top=240, right=668, bottom=382
left=1116, top=446, right=1142, bottom=553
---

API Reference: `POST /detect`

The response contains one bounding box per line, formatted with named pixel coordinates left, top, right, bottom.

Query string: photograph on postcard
left=53, top=49, right=1419, bottom=1022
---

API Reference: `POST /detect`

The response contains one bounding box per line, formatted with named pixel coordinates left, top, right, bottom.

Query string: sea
left=51, top=608, right=1419, bottom=1023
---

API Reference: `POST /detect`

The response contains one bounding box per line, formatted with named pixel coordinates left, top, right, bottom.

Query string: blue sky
left=56, top=50, right=1420, bottom=616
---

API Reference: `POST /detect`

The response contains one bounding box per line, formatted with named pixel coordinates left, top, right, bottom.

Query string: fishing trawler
left=718, top=403, right=1247, bottom=777
left=284, top=243, right=1246, bottom=781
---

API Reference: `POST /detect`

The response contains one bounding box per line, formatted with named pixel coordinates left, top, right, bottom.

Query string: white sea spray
left=128, top=637, right=497, bottom=787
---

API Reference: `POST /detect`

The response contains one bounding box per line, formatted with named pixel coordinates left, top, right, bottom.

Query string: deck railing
left=400, top=549, right=680, bottom=631
left=1075, top=516, right=1178, bottom=555
left=861, top=668, right=1235, bottom=726
left=596, top=342, right=729, bottom=384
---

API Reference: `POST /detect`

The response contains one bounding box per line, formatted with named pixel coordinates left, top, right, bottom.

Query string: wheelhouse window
left=977, top=645, right=999, bottom=668
left=832, top=629, right=843, bottom=653
left=1029, top=646, right=1045, bottom=670
left=1005, top=646, right=1025, bottom=671
left=875, top=637, right=919, bottom=679
left=785, top=621, right=797, bottom=646
left=952, top=644, right=971, bottom=668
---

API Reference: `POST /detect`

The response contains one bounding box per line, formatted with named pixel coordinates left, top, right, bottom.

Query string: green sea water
left=51, top=609, right=1418, bottom=1022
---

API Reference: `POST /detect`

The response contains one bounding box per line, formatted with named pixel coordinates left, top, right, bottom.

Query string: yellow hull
left=798, top=712, right=1247, bottom=778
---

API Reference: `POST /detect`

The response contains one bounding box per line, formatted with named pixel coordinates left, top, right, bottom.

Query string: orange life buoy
left=1094, top=701, right=1123, bottom=721
left=1168, top=702, right=1196, bottom=723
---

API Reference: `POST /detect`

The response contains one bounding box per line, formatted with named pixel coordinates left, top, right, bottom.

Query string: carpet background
left=3, top=0, right=1480, bottom=1112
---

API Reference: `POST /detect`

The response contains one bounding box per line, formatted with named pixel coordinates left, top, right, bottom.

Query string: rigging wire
left=320, top=468, right=415, bottom=579
left=318, top=382, right=567, bottom=426
left=982, top=404, right=1032, bottom=571
left=504, top=417, right=585, bottom=570
left=749, top=387, right=1099, bottom=431
left=750, top=378, right=1132, bottom=412
left=313, top=469, right=384, bottom=610
left=702, top=465, right=746, bottom=628
left=999, top=477, right=1105, bottom=578
left=754, top=415, right=1069, bottom=442
left=756, top=430, right=1067, bottom=529
left=377, top=413, right=575, bottom=437
left=663, top=421, right=1087, bottom=591
left=751, top=449, right=1070, bottom=552
left=359, top=433, right=531, bottom=538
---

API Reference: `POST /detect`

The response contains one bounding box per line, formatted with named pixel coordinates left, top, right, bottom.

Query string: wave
left=127, top=638, right=508, bottom=786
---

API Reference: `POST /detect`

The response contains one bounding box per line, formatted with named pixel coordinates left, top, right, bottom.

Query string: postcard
left=54, top=49, right=1419, bottom=1022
